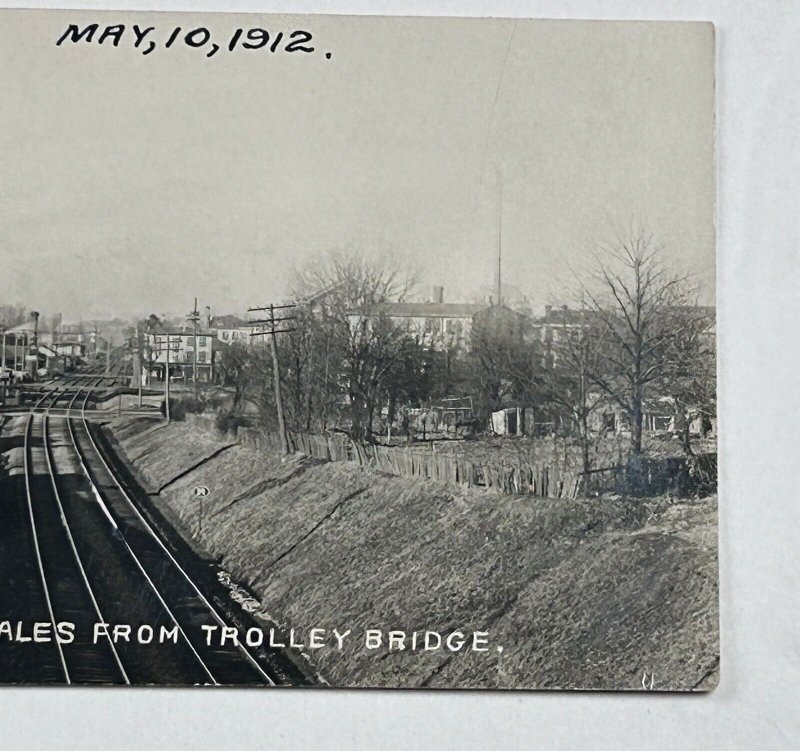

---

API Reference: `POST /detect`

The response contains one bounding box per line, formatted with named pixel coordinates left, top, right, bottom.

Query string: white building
left=144, top=332, right=215, bottom=382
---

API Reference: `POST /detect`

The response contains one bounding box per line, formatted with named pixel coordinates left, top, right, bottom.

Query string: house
left=529, top=305, right=590, bottom=368
left=35, top=344, right=60, bottom=371
left=1, top=327, right=30, bottom=370
left=472, top=304, right=536, bottom=345
left=348, top=286, right=486, bottom=351
left=587, top=396, right=715, bottom=438
left=207, top=314, right=255, bottom=344
left=144, top=332, right=215, bottom=383
left=1, top=325, right=76, bottom=374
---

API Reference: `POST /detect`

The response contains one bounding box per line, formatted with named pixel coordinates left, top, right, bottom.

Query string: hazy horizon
left=1, top=12, right=715, bottom=323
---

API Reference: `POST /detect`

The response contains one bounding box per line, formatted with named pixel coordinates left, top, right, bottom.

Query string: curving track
left=1, top=376, right=311, bottom=686
left=23, top=413, right=128, bottom=684
left=29, top=358, right=129, bottom=417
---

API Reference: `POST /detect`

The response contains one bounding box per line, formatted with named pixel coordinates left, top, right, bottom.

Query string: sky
left=0, top=11, right=715, bottom=324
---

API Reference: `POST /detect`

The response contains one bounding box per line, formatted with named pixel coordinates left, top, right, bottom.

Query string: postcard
left=0, top=10, right=717, bottom=689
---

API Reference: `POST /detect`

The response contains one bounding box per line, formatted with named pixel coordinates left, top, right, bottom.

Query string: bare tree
left=291, top=251, right=417, bottom=440
left=139, top=313, right=165, bottom=381
left=216, top=340, right=253, bottom=413
left=536, top=316, right=608, bottom=473
left=580, top=228, right=703, bottom=456
left=663, top=312, right=716, bottom=456
left=0, top=303, right=28, bottom=328
left=467, top=306, right=536, bottom=418
left=279, top=306, right=344, bottom=432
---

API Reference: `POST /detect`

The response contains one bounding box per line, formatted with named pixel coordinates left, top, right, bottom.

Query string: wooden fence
left=190, top=414, right=713, bottom=499
left=236, top=425, right=584, bottom=499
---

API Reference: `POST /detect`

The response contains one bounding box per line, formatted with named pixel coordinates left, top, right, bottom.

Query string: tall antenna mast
left=496, top=165, right=503, bottom=306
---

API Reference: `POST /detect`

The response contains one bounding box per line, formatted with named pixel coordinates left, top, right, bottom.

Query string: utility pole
left=134, top=324, right=143, bottom=407
left=186, top=298, right=201, bottom=396
left=247, top=302, right=297, bottom=454
left=105, top=336, right=110, bottom=376
left=28, top=311, right=40, bottom=381
left=0, top=323, right=5, bottom=404
left=130, top=329, right=139, bottom=389
left=165, top=333, right=170, bottom=422
left=161, top=334, right=181, bottom=423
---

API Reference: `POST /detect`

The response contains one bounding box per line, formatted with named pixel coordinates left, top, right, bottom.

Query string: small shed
left=490, top=407, right=534, bottom=436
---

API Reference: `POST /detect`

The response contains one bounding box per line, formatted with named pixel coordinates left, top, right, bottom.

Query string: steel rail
left=31, top=388, right=55, bottom=413
left=69, top=390, right=219, bottom=685
left=76, top=391, right=277, bottom=685
left=22, top=413, right=70, bottom=683
left=42, top=414, right=131, bottom=685
left=44, top=387, right=65, bottom=413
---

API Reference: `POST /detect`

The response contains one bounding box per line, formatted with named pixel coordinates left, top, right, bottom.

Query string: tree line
left=216, top=230, right=715, bottom=472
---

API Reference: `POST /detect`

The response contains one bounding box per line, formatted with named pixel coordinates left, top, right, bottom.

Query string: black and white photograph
left=0, top=9, right=717, bottom=690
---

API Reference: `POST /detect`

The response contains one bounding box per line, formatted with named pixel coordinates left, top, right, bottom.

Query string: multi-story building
left=144, top=332, right=215, bottom=383
left=347, top=286, right=486, bottom=351
left=528, top=305, right=588, bottom=367
left=207, top=314, right=256, bottom=344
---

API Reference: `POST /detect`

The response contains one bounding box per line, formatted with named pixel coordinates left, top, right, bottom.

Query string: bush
left=165, top=395, right=210, bottom=422
left=216, top=411, right=250, bottom=434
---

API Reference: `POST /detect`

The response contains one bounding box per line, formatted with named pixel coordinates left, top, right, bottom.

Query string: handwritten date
left=56, top=24, right=332, bottom=59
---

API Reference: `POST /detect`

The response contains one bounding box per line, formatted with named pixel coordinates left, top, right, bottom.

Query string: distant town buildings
left=206, top=314, right=256, bottom=343
left=143, top=332, right=215, bottom=383
left=347, top=286, right=486, bottom=351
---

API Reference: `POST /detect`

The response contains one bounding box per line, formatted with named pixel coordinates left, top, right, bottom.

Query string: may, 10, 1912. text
left=56, top=23, right=333, bottom=59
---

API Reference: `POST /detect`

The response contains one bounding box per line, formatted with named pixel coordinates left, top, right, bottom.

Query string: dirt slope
left=108, top=416, right=719, bottom=690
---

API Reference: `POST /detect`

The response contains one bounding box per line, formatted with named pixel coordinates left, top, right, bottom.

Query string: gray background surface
left=0, top=1, right=797, bottom=748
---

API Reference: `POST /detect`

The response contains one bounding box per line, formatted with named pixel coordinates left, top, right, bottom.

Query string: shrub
left=165, top=395, right=208, bottom=421
left=216, top=411, right=250, bottom=434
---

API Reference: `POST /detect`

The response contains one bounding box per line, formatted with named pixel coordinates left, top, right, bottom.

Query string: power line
left=247, top=302, right=297, bottom=454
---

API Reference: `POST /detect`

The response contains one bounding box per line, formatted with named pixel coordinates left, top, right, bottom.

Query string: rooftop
left=360, top=301, right=487, bottom=319
left=209, top=314, right=250, bottom=329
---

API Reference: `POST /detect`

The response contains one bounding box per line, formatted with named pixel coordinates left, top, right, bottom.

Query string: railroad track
left=23, top=412, right=129, bottom=684
left=15, top=390, right=293, bottom=685
left=28, top=357, right=133, bottom=417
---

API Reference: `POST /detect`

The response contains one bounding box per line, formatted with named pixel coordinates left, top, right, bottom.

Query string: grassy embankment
left=107, top=416, right=719, bottom=690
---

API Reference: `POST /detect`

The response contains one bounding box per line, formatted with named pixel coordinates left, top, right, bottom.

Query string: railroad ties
left=12, top=388, right=285, bottom=685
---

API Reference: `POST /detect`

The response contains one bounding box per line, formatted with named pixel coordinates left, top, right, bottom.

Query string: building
left=2, top=324, right=76, bottom=371
left=1, top=327, right=31, bottom=370
left=348, top=286, right=487, bottom=351
left=528, top=305, right=590, bottom=368
left=144, top=332, right=215, bottom=383
left=490, top=406, right=538, bottom=436
left=207, top=314, right=255, bottom=344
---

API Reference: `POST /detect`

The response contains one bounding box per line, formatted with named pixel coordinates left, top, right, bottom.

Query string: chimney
left=545, top=304, right=552, bottom=316
left=432, top=286, right=444, bottom=304
left=204, top=306, right=212, bottom=330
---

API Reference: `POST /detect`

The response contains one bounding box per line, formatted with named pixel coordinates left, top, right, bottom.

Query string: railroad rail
left=69, top=388, right=279, bottom=684
left=12, top=386, right=298, bottom=685
left=26, top=359, right=132, bottom=417
left=23, top=412, right=128, bottom=684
